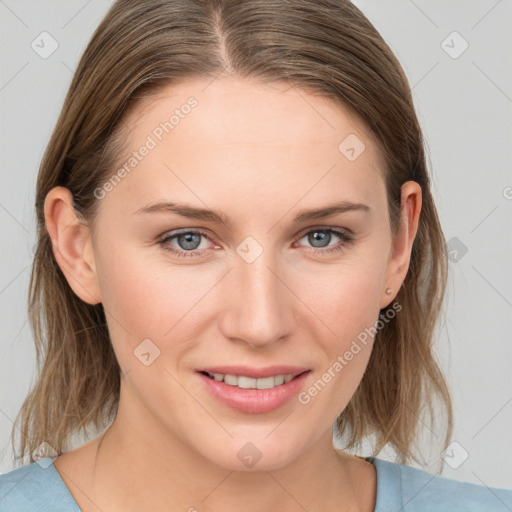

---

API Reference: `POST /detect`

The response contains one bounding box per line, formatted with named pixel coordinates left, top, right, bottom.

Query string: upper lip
left=197, top=366, right=310, bottom=379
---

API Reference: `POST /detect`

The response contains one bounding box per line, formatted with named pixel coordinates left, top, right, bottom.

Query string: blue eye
left=158, top=227, right=354, bottom=258
left=296, top=228, right=354, bottom=255
left=159, top=229, right=211, bottom=257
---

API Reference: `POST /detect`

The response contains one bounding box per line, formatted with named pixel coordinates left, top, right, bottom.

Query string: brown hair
left=12, top=0, right=452, bottom=471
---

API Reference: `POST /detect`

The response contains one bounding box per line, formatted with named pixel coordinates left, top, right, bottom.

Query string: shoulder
left=368, top=456, right=512, bottom=512
left=0, top=458, right=80, bottom=512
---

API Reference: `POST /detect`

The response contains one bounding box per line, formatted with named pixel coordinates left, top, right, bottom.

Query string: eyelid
left=159, top=227, right=211, bottom=239
left=295, top=224, right=354, bottom=239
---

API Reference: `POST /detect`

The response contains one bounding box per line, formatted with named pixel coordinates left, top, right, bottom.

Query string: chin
left=198, top=432, right=310, bottom=472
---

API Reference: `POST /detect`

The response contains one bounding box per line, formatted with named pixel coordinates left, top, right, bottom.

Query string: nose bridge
left=220, top=242, right=293, bottom=347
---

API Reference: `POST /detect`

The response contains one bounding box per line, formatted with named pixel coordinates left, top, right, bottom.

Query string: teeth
left=206, top=372, right=298, bottom=389
left=224, top=374, right=238, bottom=386
left=274, top=375, right=285, bottom=385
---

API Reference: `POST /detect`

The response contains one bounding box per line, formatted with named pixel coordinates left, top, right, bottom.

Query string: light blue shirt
left=1, top=456, right=511, bottom=511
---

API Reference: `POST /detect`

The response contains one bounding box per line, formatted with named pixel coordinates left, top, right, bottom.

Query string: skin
left=45, top=76, right=421, bottom=512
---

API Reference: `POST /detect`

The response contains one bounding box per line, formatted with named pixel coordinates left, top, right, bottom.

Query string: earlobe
left=44, top=186, right=101, bottom=305
left=380, top=181, right=422, bottom=309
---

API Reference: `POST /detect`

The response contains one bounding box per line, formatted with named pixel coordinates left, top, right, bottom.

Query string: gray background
left=1, top=0, right=511, bottom=489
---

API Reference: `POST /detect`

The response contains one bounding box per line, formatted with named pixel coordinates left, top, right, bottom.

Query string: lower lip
left=197, top=371, right=311, bottom=414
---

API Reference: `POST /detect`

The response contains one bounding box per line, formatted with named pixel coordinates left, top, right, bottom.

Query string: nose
left=218, top=246, right=296, bottom=349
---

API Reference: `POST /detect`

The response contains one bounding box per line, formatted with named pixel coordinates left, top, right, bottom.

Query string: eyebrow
left=133, top=200, right=371, bottom=227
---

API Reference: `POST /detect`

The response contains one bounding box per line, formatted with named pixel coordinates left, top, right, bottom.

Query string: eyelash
left=158, top=227, right=354, bottom=258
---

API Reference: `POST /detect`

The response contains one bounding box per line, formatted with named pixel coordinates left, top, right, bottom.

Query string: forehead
left=126, top=76, right=377, bottom=148
left=105, top=76, right=386, bottom=217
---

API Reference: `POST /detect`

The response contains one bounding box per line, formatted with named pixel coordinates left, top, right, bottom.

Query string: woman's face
left=73, top=77, right=416, bottom=470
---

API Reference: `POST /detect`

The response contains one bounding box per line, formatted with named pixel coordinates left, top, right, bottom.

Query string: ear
left=44, top=186, right=101, bottom=305
left=379, top=180, right=422, bottom=309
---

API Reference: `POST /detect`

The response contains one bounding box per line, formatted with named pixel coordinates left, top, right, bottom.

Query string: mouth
left=195, top=366, right=312, bottom=414
left=198, top=370, right=309, bottom=390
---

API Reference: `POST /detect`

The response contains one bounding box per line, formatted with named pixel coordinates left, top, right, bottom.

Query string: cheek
left=95, top=251, right=161, bottom=325
left=92, top=246, right=167, bottom=359
left=296, top=272, right=380, bottom=419
left=294, top=250, right=388, bottom=399
left=93, top=245, right=221, bottom=364
left=297, top=254, right=387, bottom=342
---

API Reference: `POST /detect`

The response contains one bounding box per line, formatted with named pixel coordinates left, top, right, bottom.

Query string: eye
left=158, top=226, right=355, bottom=259
left=158, top=229, right=214, bottom=258
left=295, top=227, right=354, bottom=255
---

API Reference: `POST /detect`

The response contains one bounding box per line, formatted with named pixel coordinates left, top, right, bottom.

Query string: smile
left=196, top=368, right=312, bottom=414
left=200, top=371, right=299, bottom=389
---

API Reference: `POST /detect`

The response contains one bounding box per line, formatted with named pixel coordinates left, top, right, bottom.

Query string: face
left=62, top=77, right=410, bottom=471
